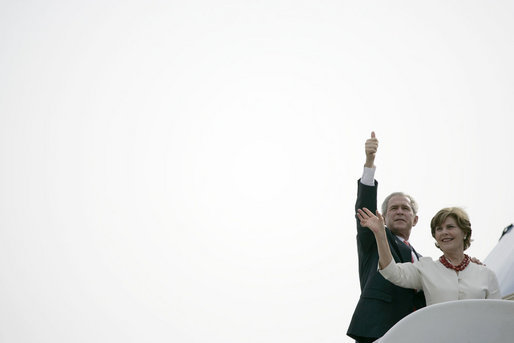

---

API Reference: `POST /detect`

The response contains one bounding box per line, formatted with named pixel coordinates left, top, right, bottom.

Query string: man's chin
left=389, top=225, right=412, bottom=236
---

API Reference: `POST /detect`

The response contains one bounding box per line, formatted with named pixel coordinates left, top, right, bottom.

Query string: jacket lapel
left=412, top=247, right=422, bottom=259
left=391, top=233, right=413, bottom=263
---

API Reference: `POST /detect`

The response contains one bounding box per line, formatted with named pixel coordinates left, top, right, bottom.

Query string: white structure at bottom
left=376, top=299, right=514, bottom=343
left=377, top=225, right=514, bottom=342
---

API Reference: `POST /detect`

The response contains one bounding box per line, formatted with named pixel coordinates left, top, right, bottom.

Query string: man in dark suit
left=347, top=132, right=426, bottom=343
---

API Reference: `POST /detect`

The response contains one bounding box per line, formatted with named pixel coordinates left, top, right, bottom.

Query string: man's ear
left=413, top=215, right=419, bottom=227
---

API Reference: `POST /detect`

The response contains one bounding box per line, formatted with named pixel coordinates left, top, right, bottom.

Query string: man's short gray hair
left=381, top=192, right=419, bottom=216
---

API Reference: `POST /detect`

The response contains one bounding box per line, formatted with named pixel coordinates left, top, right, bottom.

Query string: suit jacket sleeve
left=355, top=179, right=378, bottom=253
left=355, top=179, right=380, bottom=289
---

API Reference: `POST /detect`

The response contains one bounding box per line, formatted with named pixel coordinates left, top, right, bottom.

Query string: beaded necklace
left=439, top=254, right=470, bottom=272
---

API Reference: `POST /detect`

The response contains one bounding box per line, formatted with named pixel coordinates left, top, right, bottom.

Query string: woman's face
left=434, top=216, right=465, bottom=253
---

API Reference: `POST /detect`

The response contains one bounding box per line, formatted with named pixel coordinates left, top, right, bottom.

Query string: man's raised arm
left=364, top=131, right=378, bottom=168
left=361, top=131, right=378, bottom=186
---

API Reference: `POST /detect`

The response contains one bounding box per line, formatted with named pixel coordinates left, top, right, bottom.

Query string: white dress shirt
left=361, top=166, right=376, bottom=186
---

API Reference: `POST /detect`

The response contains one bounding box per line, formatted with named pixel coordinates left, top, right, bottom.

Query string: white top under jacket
left=380, top=257, right=502, bottom=306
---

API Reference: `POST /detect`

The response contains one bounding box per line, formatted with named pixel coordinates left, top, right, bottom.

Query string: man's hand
left=357, top=208, right=386, bottom=235
left=365, top=131, right=379, bottom=168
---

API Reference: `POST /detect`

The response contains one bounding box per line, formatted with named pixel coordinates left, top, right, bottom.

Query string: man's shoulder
left=357, top=227, right=397, bottom=255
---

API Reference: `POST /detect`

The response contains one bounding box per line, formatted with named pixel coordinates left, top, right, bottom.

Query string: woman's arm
left=487, top=268, right=502, bottom=299
left=356, top=208, right=392, bottom=269
left=357, top=208, right=423, bottom=290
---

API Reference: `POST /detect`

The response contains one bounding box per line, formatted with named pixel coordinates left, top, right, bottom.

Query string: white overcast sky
left=1, top=1, right=513, bottom=342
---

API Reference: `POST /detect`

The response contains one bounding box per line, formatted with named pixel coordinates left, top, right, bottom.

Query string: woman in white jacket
left=357, top=206, right=501, bottom=306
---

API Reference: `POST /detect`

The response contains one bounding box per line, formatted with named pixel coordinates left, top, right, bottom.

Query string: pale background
left=1, top=1, right=513, bottom=342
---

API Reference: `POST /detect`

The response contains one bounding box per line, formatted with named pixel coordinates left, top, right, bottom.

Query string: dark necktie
left=404, top=240, right=414, bottom=262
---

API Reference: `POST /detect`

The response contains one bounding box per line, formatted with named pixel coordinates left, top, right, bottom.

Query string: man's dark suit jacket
left=347, top=180, right=426, bottom=342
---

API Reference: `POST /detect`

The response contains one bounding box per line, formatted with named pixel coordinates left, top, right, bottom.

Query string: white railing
left=377, top=299, right=514, bottom=343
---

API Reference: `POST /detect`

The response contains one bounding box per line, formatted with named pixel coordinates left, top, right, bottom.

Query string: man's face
left=384, top=195, right=418, bottom=240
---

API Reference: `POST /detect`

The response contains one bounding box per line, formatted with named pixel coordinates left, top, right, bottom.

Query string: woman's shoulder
left=416, top=256, right=438, bottom=268
left=461, top=260, right=498, bottom=279
left=469, top=261, right=495, bottom=272
left=418, top=256, right=436, bottom=263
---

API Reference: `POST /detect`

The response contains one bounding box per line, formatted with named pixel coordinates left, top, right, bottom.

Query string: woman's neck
left=443, top=251, right=465, bottom=265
